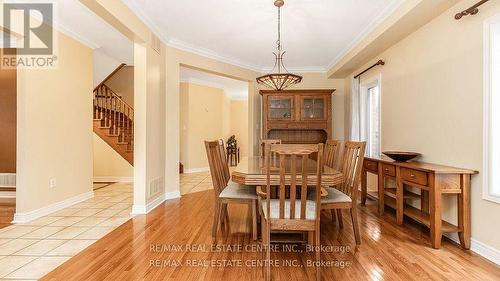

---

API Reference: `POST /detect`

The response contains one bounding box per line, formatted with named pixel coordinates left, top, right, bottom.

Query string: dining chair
left=323, top=139, right=340, bottom=169
left=260, top=139, right=281, bottom=157
left=323, top=139, right=340, bottom=222
left=311, top=141, right=366, bottom=245
left=205, top=140, right=258, bottom=242
left=257, top=143, right=324, bottom=281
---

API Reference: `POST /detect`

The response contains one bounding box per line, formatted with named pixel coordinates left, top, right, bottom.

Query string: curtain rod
left=354, top=60, right=385, bottom=79
left=455, top=0, right=489, bottom=20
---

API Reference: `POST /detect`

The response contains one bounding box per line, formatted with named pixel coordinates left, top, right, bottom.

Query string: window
left=360, top=77, right=381, bottom=157
left=484, top=16, right=500, bottom=203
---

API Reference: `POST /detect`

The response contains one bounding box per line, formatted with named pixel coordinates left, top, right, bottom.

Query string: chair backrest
left=205, top=140, right=227, bottom=196
left=323, top=139, right=340, bottom=169
left=218, top=139, right=231, bottom=184
left=264, top=143, right=324, bottom=221
left=338, top=141, right=366, bottom=200
left=261, top=139, right=281, bottom=157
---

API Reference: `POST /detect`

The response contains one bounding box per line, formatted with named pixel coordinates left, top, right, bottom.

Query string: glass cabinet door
left=301, top=97, right=326, bottom=120
left=269, top=96, right=294, bottom=120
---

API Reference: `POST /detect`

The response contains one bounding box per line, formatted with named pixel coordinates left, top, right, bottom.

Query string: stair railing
left=93, top=84, right=134, bottom=151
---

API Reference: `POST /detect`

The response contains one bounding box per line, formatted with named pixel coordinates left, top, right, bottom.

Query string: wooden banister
left=93, top=63, right=126, bottom=92
left=93, top=83, right=134, bottom=164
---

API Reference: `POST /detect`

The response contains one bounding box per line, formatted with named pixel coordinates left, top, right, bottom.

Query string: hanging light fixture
left=256, top=0, right=302, bottom=91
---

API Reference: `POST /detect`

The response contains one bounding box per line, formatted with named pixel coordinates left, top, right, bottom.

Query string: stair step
left=99, top=126, right=112, bottom=129
left=117, top=142, right=129, bottom=145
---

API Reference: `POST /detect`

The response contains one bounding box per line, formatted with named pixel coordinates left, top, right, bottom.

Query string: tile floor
left=180, top=172, right=214, bottom=195
left=0, top=183, right=133, bottom=280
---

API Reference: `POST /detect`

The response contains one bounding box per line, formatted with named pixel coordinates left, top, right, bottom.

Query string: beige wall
left=180, top=83, right=226, bottom=170
left=344, top=0, right=500, bottom=251
left=92, top=133, right=133, bottom=180
left=106, top=65, right=134, bottom=105
left=134, top=41, right=167, bottom=207
left=16, top=32, right=93, bottom=213
left=179, top=83, right=248, bottom=171
left=230, top=100, right=249, bottom=158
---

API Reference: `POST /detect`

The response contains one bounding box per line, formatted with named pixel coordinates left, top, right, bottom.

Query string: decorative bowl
left=382, top=151, right=421, bottom=162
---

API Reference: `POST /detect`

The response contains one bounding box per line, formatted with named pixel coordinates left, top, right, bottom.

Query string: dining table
left=231, top=156, right=344, bottom=193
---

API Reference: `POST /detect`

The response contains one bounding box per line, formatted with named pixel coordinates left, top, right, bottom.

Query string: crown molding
left=124, top=0, right=404, bottom=75
left=326, top=0, right=405, bottom=70
left=167, top=38, right=263, bottom=73
left=53, top=19, right=101, bottom=49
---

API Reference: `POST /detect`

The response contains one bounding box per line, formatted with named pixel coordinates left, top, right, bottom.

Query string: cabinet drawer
left=401, top=168, right=428, bottom=186
left=364, top=160, right=378, bottom=172
left=382, top=164, right=396, bottom=177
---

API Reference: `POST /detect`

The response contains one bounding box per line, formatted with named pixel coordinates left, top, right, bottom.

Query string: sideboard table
left=360, top=156, right=478, bottom=249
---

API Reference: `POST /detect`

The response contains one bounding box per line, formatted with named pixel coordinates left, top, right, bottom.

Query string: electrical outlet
left=49, top=178, right=57, bottom=188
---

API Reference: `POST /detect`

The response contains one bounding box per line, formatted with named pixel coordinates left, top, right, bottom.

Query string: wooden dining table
left=231, top=156, right=343, bottom=188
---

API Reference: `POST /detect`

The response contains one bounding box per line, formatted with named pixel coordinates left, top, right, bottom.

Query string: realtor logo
left=1, top=2, right=57, bottom=68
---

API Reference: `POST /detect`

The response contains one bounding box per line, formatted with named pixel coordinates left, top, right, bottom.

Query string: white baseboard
left=93, top=176, right=133, bottom=183
left=444, top=233, right=500, bottom=265
left=0, top=191, right=15, bottom=198
left=183, top=167, right=209, bottom=174
left=12, top=191, right=94, bottom=223
left=131, top=191, right=180, bottom=215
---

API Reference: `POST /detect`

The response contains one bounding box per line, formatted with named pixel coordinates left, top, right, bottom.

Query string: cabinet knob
left=410, top=174, right=415, bottom=178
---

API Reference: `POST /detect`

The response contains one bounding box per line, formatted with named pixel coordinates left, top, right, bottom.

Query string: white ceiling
left=180, top=67, right=248, bottom=100
left=53, top=0, right=133, bottom=64
left=124, top=0, right=404, bottom=72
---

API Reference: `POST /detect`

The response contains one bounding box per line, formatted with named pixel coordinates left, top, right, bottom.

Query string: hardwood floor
left=0, top=198, right=15, bottom=229
left=42, top=190, right=500, bottom=280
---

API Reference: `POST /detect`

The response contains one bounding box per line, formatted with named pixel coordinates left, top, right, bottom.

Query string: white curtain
left=349, top=77, right=361, bottom=141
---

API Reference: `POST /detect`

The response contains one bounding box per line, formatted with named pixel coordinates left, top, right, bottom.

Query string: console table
left=360, top=156, right=478, bottom=249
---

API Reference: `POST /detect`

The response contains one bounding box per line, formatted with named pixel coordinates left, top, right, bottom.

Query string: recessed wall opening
left=178, top=66, right=249, bottom=195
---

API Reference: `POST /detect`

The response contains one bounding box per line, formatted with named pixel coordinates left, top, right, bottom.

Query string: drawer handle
left=410, top=174, right=416, bottom=178
left=384, top=168, right=389, bottom=171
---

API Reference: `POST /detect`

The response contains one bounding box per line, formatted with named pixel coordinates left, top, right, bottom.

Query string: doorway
left=178, top=66, right=249, bottom=195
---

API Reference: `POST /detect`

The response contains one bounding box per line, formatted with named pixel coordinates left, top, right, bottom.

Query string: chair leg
left=266, top=222, right=271, bottom=281
left=214, top=202, right=224, bottom=243
left=212, top=201, right=220, bottom=238
left=261, top=214, right=267, bottom=244
left=315, top=227, right=321, bottom=281
left=251, top=200, right=258, bottom=241
left=336, top=209, right=344, bottom=228
left=330, top=209, right=336, bottom=223
left=351, top=207, right=361, bottom=245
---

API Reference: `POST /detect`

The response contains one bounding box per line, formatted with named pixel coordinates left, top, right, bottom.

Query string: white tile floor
left=180, top=172, right=214, bottom=195
left=0, top=183, right=133, bottom=280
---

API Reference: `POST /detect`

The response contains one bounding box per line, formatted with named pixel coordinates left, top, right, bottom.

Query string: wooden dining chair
left=205, top=140, right=258, bottom=242
left=260, top=139, right=281, bottom=157
left=312, top=141, right=366, bottom=245
left=322, top=139, right=340, bottom=222
left=323, top=139, right=340, bottom=169
left=257, top=143, right=324, bottom=281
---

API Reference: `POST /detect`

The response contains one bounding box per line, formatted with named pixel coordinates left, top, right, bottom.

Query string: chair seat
left=219, top=181, right=257, bottom=200
left=261, top=199, right=317, bottom=220
left=309, top=187, right=352, bottom=204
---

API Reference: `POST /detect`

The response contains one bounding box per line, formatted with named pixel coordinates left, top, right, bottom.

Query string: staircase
left=93, top=64, right=134, bottom=165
